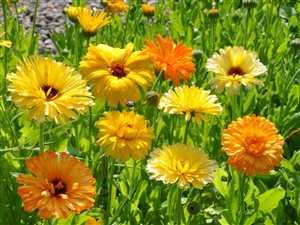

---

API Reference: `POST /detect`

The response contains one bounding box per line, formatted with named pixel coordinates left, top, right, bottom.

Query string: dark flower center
left=110, top=62, right=127, bottom=78
left=42, top=85, right=59, bottom=100
left=228, top=67, right=245, bottom=76
left=50, top=180, right=66, bottom=197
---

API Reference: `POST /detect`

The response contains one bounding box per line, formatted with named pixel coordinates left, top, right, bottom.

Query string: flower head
left=144, top=35, right=196, bottom=86
left=142, top=4, right=155, bottom=18
left=208, top=9, right=220, bottom=19
left=6, top=55, right=94, bottom=124
left=101, top=0, right=129, bottom=16
left=158, top=85, right=223, bottom=125
left=85, top=218, right=101, bottom=225
left=80, top=43, right=155, bottom=107
left=206, top=46, right=267, bottom=95
left=222, top=114, right=284, bottom=176
left=16, top=150, right=96, bottom=220
left=64, top=6, right=81, bottom=23
left=96, top=110, right=155, bottom=162
left=77, top=7, right=111, bottom=37
left=0, top=32, right=12, bottom=48
left=146, top=143, right=218, bottom=189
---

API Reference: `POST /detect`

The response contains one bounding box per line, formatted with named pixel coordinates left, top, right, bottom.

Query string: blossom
left=64, top=6, right=81, bottom=23
left=0, top=32, right=12, bottom=48
left=222, top=114, right=284, bottom=176
left=146, top=143, right=218, bottom=189
left=77, top=7, right=111, bottom=37
left=142, top=4, right=155, bottom=18
left=80, top=42, right=155, bottom=107
left=158, top=85, right=222, bottom=125
left=144, top=34, right=196, bottom=86
left=6, top=55, right=94, bottom=124
left=85, top=218, right=101, bottom=225
left=96, top=110, right=155, bottom=162
left=16, top=150, right=96, bottom=220
left=101, top=0, right=129, bottom=16
left=206, top=46, right=267, bottom=95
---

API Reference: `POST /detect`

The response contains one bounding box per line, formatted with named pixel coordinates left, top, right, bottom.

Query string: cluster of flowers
left=2, top=0, right=285, bottom=223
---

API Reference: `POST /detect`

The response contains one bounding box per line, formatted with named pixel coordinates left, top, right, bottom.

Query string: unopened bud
left=146, top=91, right=160, bottom=107
left=243, top=0, right=258, bottom=9
left=187, top=201, right=201, bottom=215
left=290, top=38, right=300, bottom=50
left=208, top=9, right=220, bottom=19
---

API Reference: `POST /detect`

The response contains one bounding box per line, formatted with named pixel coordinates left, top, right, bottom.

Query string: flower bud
left=243, top=0, right=258, bottom=9
left=193, top=49, right=203, bottom=61
left=290, top=38, right=300, bottom=50
left=187, top=201, right=201, bottom=215
left=142, top=4, right=155, bottom=18
left=208, top=9, right=220, bottom=19
left=146, top=91, right=160, bottom=107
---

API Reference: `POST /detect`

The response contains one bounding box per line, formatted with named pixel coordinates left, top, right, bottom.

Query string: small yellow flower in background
left=159, top=85, right=223, bottom=125
left=142, top=4, right=155, bottom=18
left=16, top=150, right=96, bottom=220
left=64, top=6, right=81, bottom=23
left=101, top=0, right=129, bottom=16
left=208, top=8, right=220, bottom=19
left=77, top=7, right=111, bottom=37
left=146, top=143, right=218, bottom=189
left=6, top=55, right=94, bottom=124
left=80, top=42, right=155, bottom=107
left=86, top=218, right=101, bottom=225
left=96, top=110, right=155, bottom=163
left=222, top=114, right=284, bottom=176
left=206, top=46, right=267, bottom=95
left=0, top=32, right=12, bottom=48
left=144, top=34, right=196, bottom=86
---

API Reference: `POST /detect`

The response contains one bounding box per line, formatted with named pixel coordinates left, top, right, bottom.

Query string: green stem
left=91, top=147, right=103, bottom=173
left=39, top=123, right=44, bottom=153
left=231, top=94, right=238, bottom=121
left=122, top=5, right=131, bottom=47
left=1, top=0, right=8, bottom=94
left=183, top=118, right=191, bottom=145
left=177, top=185, right=183, bottom=225
left=105, top=158, right=116, bottom=225
left=29, top=0, right=39, bottom=55
left=74, top=23, right=79, bottom=69
left=14, top=3, right=21, bottom=50
left=128, top=160, right=136, bottom=198
left=151, top=70, right=164, bottom=91
left=211, top=18, right=216, bottom=56
left=134, top=101, right=147, bottom=112
left=263, top=0, right=275, bottom=56
left=244, top=8, right=251, bottom=48
left=239, top=173, right=247, bottom=225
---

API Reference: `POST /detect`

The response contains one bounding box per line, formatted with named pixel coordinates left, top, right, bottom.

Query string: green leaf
left=212, top=168, right=228, bottom=198
left=170, top=10, right=184, bottom=36
left=285, top=85, right=299, bottom=118
left=167, top=184, right=178, bottom=223
left=243, top=90, right=257, bottom=115
left=131, top=180, right=148, bottom=210
left=281, top=112, right=300, bottom=138
left=279, top=6, right=297, bottom=19
left=148, top=186, right=162, bottom=211
left=275, top=73, right=284, bottom=100
left=258, top=188, right=285, bottom=214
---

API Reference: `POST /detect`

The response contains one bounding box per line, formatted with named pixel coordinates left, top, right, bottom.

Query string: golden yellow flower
left=86, top=218, right=101, bottom=225
left=96, top=110, right=155, bottom=162
left=206, top=46, right=267, bottom=95
left=142, top=4, right=155, bottom=18
left=64, top=6, right=81, bottom=23
left=146, top=143, right=218, bottom=189
left=0, top=32, right=12, bottom=48
left=77, top=7, right=111, bottom=37
left=16, top=150, right=96, bottom=220
left=102, top=0, right=129, bottom=16
left=80, top=42, right=155, bottom=107
left=144, top=34, right=196, bottom=86
left=222, top=114, right=284, bottom=176
left=158, top=85, right=223, bottom=125
left=6, top=55, right=94, bottom=124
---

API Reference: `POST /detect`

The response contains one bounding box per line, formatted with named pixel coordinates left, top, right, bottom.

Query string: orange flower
left=144, top=35, right=196, bottom=86
left=16, top=151, right=96, bottom=220
left=222, top=115, right=284, bottom=176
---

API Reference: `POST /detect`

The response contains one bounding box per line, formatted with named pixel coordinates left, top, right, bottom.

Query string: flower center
left=228, top=67, right=245, bottom=76
left=244, top=135, right=266, bottom=156
left=119, top=122, right=137, bottom=139
left=50, top=180, right=66, bottom=197
left=109, top=62, right=127, bottom=78
left=42, top=85, right=59, bottom=100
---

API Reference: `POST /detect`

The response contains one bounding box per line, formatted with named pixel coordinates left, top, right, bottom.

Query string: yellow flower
left=206, top=46, right=267, bottom=95
left=0, top=32, right=12, bottom=48
left=77, top=7, right=111, bottom=37
left=142, top=4, right=155, bottom=18
left=222, top=114, right=284, bottom=176
left=144, top=34, right=196, bottom=86
left=96, top=110, right=155, bottom=162
left=102, top=0, right=129, bottom=16
left=80, top=43, right=155, bottom=107
left=85, top=218, right=101, bottom=225
left=6, top=55, right=94, bottom=124
left=64, top=6, right=81, bottom=23
left=158, top=85, right=223, bottom=125
left=146, top=143, right=218, bottom=189
left=16, top=150, right=96, bottom=220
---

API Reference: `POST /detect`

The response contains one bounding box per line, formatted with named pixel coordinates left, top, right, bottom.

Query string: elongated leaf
left=258, top=188, right=285, bottom=214
left=281, top=112, right=300, bottom=137
left=131, top=180, right=148, bottom=210
left=148, top=186, right=162, bottom=211
left=212, top=168, right=228, bottom=198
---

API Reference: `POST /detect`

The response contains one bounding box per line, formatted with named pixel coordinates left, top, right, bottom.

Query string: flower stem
left=91, top=147, right=103, bottom=173
left=177, top=185, right=183, bottom=225
left=74, top=22, right=79, bottom=69
left=134, top=101, right=147, bottom=113
left=151, top=70, right=164, bottom=91
left=1, top=0, right=8, bottom=94
left=104, top=157, right=116, bottom=225
left=129, top=160, right=137, bottom=198
left=239, top=173, right=247, bottom=225
left=39, top=123, right=44, bottom=153
left=183, top=118, right=191, bottom=145
left=211, top=18, right=216, bottom=56
left=231, top=94, right=238, bottom=121
left=263, top=0, right=275, bottom=56
left=243, top=8, right=251, bottom=48
left=29, top=0, right=39, bottom=55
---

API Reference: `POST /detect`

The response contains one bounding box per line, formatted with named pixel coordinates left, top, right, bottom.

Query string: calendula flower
left=206, top=46, right=267, bottom=95
left=144, top=35, right=196, bottom=86
left=0, top=32, right=12, bottom=48
left=159, top=85, right=222, bottom=125
left=222, top=114, right=284, bottom=176
left=142, top=4, right=155, bottom=18
left=146, top=143, right=218, bottom=189
left=77, top=7, right=111, bottom=37
left=86, top=218, right=101, bottom=225
left=64, top=6, right=81, bottom=23
left=16, top=150, right=96, bottom=220
left=6, top=55, right=94, bottom=124
left=101, top=0, right=129, bottom=16
left=80, top=42, right=155, bottom=107
left=96, top=110, right=155, bottom=162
